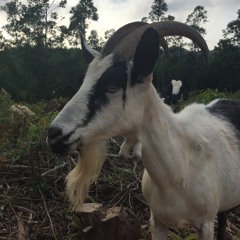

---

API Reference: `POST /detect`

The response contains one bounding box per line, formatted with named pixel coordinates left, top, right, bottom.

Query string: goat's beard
left=66, top=141, right=107, bottom=211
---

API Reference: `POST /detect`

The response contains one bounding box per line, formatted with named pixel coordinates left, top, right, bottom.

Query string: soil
left=1, top=137, right=240, bottom=239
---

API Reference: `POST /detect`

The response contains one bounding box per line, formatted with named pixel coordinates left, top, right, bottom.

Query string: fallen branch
left=41, top=162, right=68, bottom=177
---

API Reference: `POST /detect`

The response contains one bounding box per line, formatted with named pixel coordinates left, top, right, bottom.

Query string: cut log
left=74, top=204, right=142, bottom=240
left=74, top=203, right=103, bottom=228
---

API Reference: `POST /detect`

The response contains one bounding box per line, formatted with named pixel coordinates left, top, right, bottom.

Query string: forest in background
left=0, top=0, right=239, bottom=102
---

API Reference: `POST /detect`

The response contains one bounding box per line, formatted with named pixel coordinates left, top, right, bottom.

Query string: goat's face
left=47, top=28, right=159, bottom=154
left=170, top=80, right=182, bottom=104
left=47, top=22, right=208, bottom=155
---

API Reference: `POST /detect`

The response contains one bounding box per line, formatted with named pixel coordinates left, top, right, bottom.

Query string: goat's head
left=170, top=80, right=182, bottom=104
left=47, top=21, right=208, bottom=155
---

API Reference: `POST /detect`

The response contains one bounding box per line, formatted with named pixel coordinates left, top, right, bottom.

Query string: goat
left=161, top=79, right=189, bottom=112
left=47, top=21, right=239, bottom=240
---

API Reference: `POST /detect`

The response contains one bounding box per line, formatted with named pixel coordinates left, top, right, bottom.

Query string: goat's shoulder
left=176, top=102, right=209, bottom=124
left=175, top=103, right=216, bottom=140
left=206, top=99, right=240, bottom=133
left=175, top=100, right=239, bottom=143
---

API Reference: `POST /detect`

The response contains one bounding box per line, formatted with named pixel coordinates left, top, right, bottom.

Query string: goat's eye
left=106, top=85, right=119, bottom=93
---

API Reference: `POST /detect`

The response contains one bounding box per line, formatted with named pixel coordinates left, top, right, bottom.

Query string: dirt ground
left=0, top=137, right=150, bottom=239
left=1, top=138, right=240, bottom=239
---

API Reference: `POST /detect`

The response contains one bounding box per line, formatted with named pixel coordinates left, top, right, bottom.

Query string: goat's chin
left=68, top=142, right=81, bottom=155
left=66, top=141, right=107, bottom=211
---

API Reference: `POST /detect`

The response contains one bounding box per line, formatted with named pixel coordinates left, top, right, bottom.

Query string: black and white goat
left=161, top=79, right=189, bottom=112
left=47, top=21, right=240, bottom=240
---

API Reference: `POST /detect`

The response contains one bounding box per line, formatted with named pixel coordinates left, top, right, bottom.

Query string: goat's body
left=136, top=85, right=240, bottom=239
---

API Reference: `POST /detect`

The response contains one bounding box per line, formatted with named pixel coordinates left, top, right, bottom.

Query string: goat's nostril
left=48, top=127, right=62, bottom=140
left=47, top=127, right=74, bottom=155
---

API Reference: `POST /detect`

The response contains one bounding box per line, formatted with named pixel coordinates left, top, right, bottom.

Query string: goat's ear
left=131, top=27, right=159, bottom=85
left=80, top=32, right=100, bottom=63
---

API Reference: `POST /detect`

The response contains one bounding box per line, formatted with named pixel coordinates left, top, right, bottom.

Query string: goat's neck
left=139, top=85, right=187, bottom=186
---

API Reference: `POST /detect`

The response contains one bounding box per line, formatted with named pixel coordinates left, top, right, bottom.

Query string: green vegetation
left=182, top=88, right=227, bottom=107
left=0, top=92, right=58, bottom=162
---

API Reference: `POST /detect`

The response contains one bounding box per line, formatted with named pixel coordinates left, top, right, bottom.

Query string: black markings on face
left=130, top=28, right=160, bottom=86
left=207, top=99, right=240, bottom=137
left=48, top=128, right=75, bottom=154
left=81, top=61, right=128, bottom=126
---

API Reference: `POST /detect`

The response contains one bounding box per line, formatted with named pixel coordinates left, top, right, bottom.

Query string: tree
left=161, top=14, right=175, bottom=21
left=104, top=29, right=115, bottom=42
left=208, top=39, right=240, bottom=91
left=1, top=0, right=67, bottom=47
left=211, top=10, right=240, bottom=91
left=96, top=29, right=116, bottom=49
left=68, top=0, right=98, bottom=46
left=0, top=47, right=86, bottom=101
left=0, top=31, right=9, bottom=51
left=148, top=0, right=168, bottom=22
left=160, top=15, right=181, bottom=49
left=185, top=6, right=208, bottom=35
left=185, top=6, right=208, bottom=51
left=223, top=9, right=240, bottom=47
left=1, top=0, right=22, bottom=47
left=141, top=17, right=148, bottom=23
left=88, top=30, right=100, bottom=50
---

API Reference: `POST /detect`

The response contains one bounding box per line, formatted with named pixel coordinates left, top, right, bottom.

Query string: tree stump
left=73, top=203, right=143, bottom=240
left=76, top=203, right=104, bottom=228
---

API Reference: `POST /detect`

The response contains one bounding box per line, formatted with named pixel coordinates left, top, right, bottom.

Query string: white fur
left=66, top=142, right=106, bottom=211
left=171, top=79, right=182, bottom=94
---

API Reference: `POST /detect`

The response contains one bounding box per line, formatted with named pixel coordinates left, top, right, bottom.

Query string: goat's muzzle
left=47, top=127, right=76, bottom=155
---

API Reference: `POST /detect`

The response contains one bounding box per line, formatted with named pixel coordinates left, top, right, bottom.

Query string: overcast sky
left=0, top=0, right=239, bottom=50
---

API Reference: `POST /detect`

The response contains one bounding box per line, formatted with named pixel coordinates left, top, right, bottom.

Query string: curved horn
left=102, top=21, right=169, bottom=59
left=159, top=37, right=169, bottom=59
left=102, top=22, right=148, bottom=56
left=113, top=21, right=209, bottom=62
left=80, top=32, right=100, bottom=63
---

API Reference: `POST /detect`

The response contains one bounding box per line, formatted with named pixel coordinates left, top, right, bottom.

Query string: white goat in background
left=161, top=79, right=189, bottom=112
left=47, top=21, right=240, bottom=240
